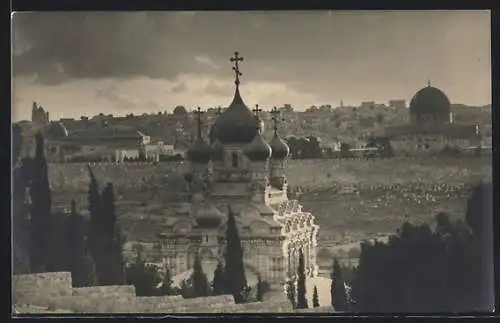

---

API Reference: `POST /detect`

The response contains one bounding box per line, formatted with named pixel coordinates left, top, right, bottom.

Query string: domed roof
left=243, top=133, right=272, bottom=162
left=45, top=122, right=69, bottom=138
left=186, top=136, right=212, bottom=164
left=210, top=88, right=264, bottom=144
left=269, top=133, right=290, bottom=159
left=196, top=203, right=223, bottom=228
left=211, top=139, right=224, bottom=161
left=409, top=84, right=451, bottom=116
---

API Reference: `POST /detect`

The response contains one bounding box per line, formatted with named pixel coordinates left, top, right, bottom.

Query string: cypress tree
left=159, top=265, right=173, bottom=296
left=256, top=274, right=263, bottom=301
left=87, top=166, right=105, bottom=284
left=191, top=255, right=209, bottom=297
left=66, top=200, right=96, bottom=287
left=101, top=182, right=127, bottom=285
left=312, top=285, right=320, bottom=308
left=331, top=259, right=347, bottom=311
left=125, top=252, right=161, bottom=296
left=12, top=125, right=31, bottom=274
left=286, top=279, right=296, bottom=309
left=224, top=206, right=247, bottom=303
left=212, top=261, right=225, bottom=295
left=296, top=250, right=308, bottom=309
left=28, top=132, right=53, bottom=272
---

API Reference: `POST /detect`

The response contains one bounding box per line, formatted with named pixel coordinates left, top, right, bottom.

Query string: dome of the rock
left=243, top=133, right=272, bottom=161
left=269, top=133, right=290, bottom=159
left=186, top=136, right=212, bottom=164
left=409, top=84, right=451, bottom=118
left=210, top=88, right=264, bottom=145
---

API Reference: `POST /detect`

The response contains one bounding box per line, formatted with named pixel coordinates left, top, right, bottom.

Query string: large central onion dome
left=243, top=132, right=272, bottom=161
left=409, top=84, right=451, bottom=118
left=210, top=88, right=264, bottom=145
left=269, top=133, right=290, bottom=159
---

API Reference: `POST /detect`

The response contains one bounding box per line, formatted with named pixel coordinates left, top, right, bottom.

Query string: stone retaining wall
left=13, top=272, right=335, bottom=314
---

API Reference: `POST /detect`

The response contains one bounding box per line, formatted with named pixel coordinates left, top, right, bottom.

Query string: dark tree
left=125, top=253, right=161, bottom=296
left=190, top=255, right=209, bottom=298
left=350, top=202, right=491, bottom=313
left=312, top=285, right=320, bottom=308
left=224, top=206, right=248, bottom=303
left=286, top=279, right=296, bottom=309
left=101, top=183, right=127, bottom=285
left=212, top=261, right=225, bottom=296
left=256, top=274, right=264, bottom=301
left=159, top=265, right=173, bottom=296
left=65, top=200, right=96, bottom=287
left=28, top=132, right=53, bottom=272
left=331, top=259, right=347, bottom=311
left=296, top=250, right=308, bottom=309
left=12, top=125, right=31, bottom=274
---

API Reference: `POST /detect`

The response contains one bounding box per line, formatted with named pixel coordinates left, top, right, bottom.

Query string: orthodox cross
left=427, top=78, right=431, bottom=87
left=252, top=104, right=262, bottom=117
left=194, top=107, right=204, bottom=136
left=230, top=51, right=244, bottom=86
left=270, top=106, right=285, bottom=134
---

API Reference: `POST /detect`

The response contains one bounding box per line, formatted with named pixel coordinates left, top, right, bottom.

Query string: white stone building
left=157, top=55, right=319, bottom=292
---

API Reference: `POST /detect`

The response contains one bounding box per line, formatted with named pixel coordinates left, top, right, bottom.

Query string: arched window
left=232, top=152, right=238, bottom=168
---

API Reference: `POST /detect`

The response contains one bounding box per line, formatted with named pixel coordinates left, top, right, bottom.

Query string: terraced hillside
left=44, top=156, right=491, bottom=244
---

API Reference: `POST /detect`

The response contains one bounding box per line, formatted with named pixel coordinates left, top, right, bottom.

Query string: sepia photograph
left=11, top=10, right=493, bottom=315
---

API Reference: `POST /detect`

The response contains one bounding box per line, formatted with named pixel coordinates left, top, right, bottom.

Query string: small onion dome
left=211, top=87, right=264, bottom=144
left=186, top=136, right=212, bottom=164
left=211, top=139, right=224, bottom=162
left=269, top=133, right=290, bottom=159
left=244, top=133, right=272, bottom=161
left=196, top=204, right=223, bottom=228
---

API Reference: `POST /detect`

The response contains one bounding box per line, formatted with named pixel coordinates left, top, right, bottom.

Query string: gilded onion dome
left=187, top=108, right=212, bottom=164
left=269, top=133, right=290, bottom=159
left=243, top=132, right=272, bottom=161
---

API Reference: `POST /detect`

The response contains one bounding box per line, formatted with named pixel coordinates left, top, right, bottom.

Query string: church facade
left=384, top=82, right=483, bottom=155
left=157, top=52, right=319, bottom=289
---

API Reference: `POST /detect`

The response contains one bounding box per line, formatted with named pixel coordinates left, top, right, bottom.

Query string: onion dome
left=244, top=133, right=272, bottom=161
left=45, top=122, right=69, bottom=138
left=211, top=139, right=224, bottom=162
left=196, top=204, right=223, bottom=228
left=269, top=133, right=290, bottom=159
left=409, top=82, right=451, bottom=118
left=187, top=109, right=212, bottom=164
left=211, top=87, right=264, bottom=144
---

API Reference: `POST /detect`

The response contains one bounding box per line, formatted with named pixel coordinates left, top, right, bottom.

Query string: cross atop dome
left=252, top=104, right=262, bottom=117
left=270, top=106, right=285, bottom=135
left=194, top=106, right=204, bottom=137
left=427, top=78, right=431, bottom=87
left=230, top=51, right=244, bottom=87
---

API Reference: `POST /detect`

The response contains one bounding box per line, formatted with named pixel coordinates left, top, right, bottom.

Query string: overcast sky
left=12, top=10, right=491, bottom=121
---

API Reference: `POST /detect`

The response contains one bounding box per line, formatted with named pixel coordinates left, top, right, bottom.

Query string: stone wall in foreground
left=12, top=272, right=336, bottom=314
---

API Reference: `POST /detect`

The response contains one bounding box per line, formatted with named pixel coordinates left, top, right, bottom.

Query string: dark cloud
left=12, top=10, right=490, bottom=100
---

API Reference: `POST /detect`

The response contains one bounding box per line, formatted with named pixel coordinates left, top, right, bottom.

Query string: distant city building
left=384, top=82, right=482, bottom=155
left=31, top=102, right=49, bottom=125
left=388, top=100, right=406, bottom=109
